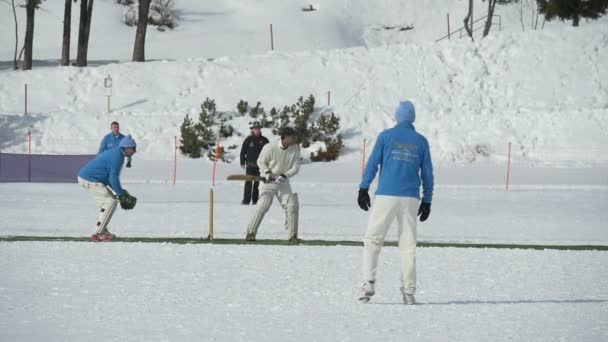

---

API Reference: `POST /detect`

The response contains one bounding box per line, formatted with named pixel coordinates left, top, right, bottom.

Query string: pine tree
left=179, top=114, right=202, bottom=158
left=250, top=101, right=264, bottom=118
left=195, top=98, right=217, bottom=149
left=538, top=0, right=608, bottom=26
left=292, top=95, right=315, bottom=147
left=237, top=100, right=248, bottom=115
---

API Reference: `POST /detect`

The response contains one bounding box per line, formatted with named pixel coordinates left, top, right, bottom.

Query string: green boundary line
left=1, top=236, right=607, bottom=250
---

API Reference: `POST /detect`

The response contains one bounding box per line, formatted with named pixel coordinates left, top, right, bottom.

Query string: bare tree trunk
left=463, top=0, right=474, bottom=40
left=10, top=0, right=19, bottom=69
left=573, top=13, right=580, bottom=26
left=61, top=0, right=72, bottom=66
left=483, top=0, right=498, bottom=38
left=77, top=0, right=94, bottom=67
left=132, top=0, right=152, bottom=62
left=24, top=0, right=36, bottom=70
left=520, top=0, right=525, bottom=31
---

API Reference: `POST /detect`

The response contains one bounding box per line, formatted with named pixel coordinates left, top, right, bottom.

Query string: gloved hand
left=275, top=174, right=287, bottom=184
left=357, top=188, right=371, bottom=211
left=418, top=202, right=431, bottom=222
left=126, top=160, right=132, bottom=168
left=119, top=191, right=137, bottom=210
left=264, top=171, right=273, bottom=182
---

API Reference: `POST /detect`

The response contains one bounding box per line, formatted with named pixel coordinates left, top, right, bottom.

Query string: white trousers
left=362, top=195, right=419, bottom=294
left=78, top=177, right=118, bottom=234
left=247, top=182, right=299, bottom=239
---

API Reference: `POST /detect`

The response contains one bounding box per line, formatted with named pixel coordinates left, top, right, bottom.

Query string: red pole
left=506, top=142, right=512, bottom=191
left=270, top=24, right=274, bottom=50
left=173, top=136, right=177, bottom=186
left=447, top=13, right=451, bottom=40
left=327, top=91, right=331, bottom=106
left=28, top=130, right=32, bottom=154
left=361, top=139, right=366, bottom=176
left=24, top=83, right=28, bottom=115
left=212, top=136, right=221, bottom=186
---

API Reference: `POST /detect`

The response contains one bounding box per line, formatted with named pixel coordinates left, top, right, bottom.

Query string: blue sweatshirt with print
left=360, top=121, right=434, bottom=203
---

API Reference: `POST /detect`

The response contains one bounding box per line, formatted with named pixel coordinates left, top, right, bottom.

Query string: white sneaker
left=400, top=287, right=416, bottom=305
left=359, top=281, right=375, bottom=302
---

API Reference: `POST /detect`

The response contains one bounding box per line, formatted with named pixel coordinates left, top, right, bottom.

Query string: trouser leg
left=246, top=183, right=277, bottom=236
left=362, top=196, right=398, bottom=283
left=283, top=193, right=299, bottom=240
left=79, top=177, right=119, bottom=235
left=244, top=166, right=261, bottom=204
left=397, top=198, right=419, bottom=295
left=252, top=181, right=260, bottom=204
left=243, top=181, right=253, bottom=203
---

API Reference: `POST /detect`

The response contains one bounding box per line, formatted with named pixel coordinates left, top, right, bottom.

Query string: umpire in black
left=240, top=121, right=269, bottom=205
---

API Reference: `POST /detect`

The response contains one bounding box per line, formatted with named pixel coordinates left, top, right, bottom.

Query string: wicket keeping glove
left=119, top=191, right=137, bottom=210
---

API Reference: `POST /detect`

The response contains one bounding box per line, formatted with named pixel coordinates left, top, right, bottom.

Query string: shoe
left=287, top=236, right=301, bottom=243
left=241, top=201, right=249, bottom=205
left=101, top=228, right=116, bottom=239
left=359, top=280, right=375, bottom=302
left=252, top=201, right=257, bottom=205
left=400, top=287, right=416, bottom=305
left=245, top=232, right=256, bottom=241
left=90, top=233, right=113, bottom=242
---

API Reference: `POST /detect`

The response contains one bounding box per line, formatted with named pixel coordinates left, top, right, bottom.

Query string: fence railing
left=436, top=14, right=502, bottom=42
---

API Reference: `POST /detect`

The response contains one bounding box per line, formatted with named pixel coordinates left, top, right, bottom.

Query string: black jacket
left=240, top=135, right=269, bottom=167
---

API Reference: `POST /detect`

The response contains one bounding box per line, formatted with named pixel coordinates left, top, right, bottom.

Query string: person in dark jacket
left=239, top=121, right=269, bottom=205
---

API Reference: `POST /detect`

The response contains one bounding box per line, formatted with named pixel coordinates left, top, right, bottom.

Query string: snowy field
left=2, top=0, right=608, bottom=340
left=1, top=162, right=608, bottom=245
left=1, top=242, right=607, bottom=341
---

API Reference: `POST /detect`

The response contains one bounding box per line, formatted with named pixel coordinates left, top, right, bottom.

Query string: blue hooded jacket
left=98, top=132, right=125, bottom=155
left=360, top=101, right=434, bottom=203
left=79, top=147, right=127, bottom=196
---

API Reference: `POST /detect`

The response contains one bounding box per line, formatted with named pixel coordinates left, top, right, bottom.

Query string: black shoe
left=245, top=232, right=256, bottom=241
left=252, top=201, right=257, bottom=205
left=241, top=201, right=249, bottom=205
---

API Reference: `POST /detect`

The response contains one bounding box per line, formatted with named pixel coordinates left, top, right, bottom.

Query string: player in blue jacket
left=357, top=100, right=434, bottom=305
left=78, top=135, right=138, bottom=241
left=98, top=121, right=132, bottom=168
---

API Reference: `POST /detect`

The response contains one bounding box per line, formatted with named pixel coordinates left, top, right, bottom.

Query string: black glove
left=357, top=189, right=371, bottom=211
left=119, top=191, right=137, bottom=210
left=418, top=202, right=431, bottom=222
left=126, top=160, right=132, bottom=168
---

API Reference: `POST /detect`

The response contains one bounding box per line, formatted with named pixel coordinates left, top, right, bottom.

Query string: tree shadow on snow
left=369, top=298, right=608, bottom=306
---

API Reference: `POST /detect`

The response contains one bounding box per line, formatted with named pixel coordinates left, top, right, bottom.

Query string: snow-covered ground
left=1, top=0, right=607, bottom=340
left=1, top=162, right=608, bottom=245
left=1, top=242, right=607, bottom=341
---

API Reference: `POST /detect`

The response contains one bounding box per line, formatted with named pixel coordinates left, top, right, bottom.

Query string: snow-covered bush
left=121, top=0, right=177, bottom=31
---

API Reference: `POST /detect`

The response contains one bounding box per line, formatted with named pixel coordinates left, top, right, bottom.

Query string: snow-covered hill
left=0, top=0, right=607, bottom=166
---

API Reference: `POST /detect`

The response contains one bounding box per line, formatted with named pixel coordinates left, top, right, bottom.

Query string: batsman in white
left=245, top=127, right=301, bottom=242
left=357, top=100, right=434, bottom=304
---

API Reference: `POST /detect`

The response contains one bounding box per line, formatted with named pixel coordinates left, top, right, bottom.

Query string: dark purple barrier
left=0, top=153, right=95, bottom=183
